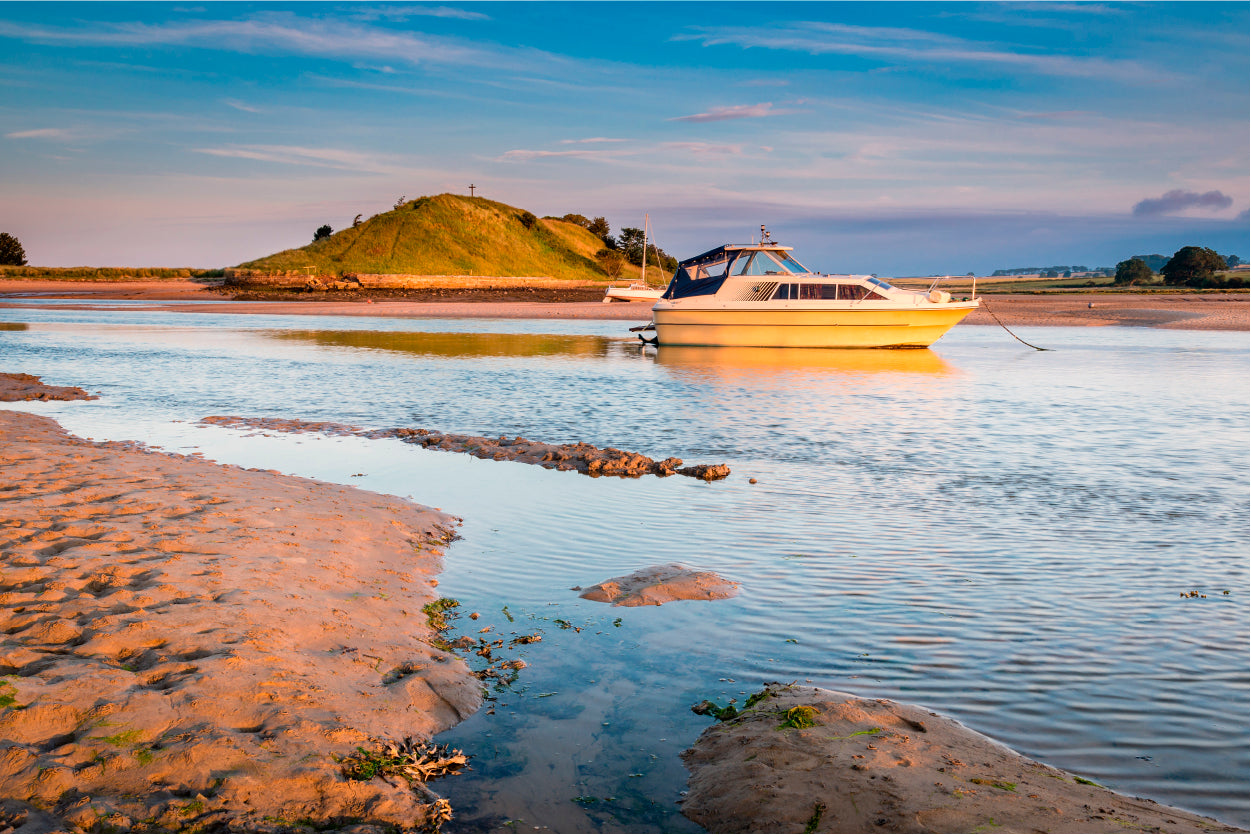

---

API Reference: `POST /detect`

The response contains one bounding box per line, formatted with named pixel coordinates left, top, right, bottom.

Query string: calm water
left=1, top=302, right=1247, bottom=832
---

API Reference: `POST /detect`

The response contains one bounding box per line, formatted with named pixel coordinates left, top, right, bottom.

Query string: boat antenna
left=760, top=224, right=773, bottom=245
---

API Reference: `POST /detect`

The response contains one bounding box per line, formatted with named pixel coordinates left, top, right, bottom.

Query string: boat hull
left=652, top=303, right=978, bottom=348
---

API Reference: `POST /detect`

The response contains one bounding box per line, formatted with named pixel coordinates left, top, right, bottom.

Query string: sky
left=0, top=1, right=1247, bottom=275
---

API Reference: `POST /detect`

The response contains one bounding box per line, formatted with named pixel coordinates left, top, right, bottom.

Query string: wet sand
left=682, top=684, right=1241, bottom=833
left=0, top=279, right=1245, bottom=329
left=0, top=407, right=481, bottom=831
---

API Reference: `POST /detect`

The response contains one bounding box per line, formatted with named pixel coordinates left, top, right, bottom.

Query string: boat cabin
left=662, top=241, right=894, bottom=302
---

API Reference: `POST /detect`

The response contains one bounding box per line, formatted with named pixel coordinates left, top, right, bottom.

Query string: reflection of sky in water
left=1, top=308, right=1247, bottom=831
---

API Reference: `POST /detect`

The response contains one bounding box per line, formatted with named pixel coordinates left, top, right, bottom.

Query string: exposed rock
left=0, top=372, right=98, bottom=402
left=200, top=415, right=731, bottom=481
left=579, top=564, right=740, bottom=607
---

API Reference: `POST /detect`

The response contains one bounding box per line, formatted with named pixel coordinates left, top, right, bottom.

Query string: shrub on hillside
left=596, top=249, right=626, bottom=279
left=519, top=211, right=538, bottom=229
left=313, top=225, right=333, bottom=242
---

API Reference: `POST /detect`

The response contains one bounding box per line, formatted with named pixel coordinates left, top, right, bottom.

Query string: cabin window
left=771, top=282, right=794, bottom=300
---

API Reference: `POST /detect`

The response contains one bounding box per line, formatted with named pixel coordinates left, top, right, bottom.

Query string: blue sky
left=1, top=2, right=1247, bottom=274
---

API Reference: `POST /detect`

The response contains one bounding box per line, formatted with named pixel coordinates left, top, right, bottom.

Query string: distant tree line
left=1113, top=246, right=1246, bottom=288
left=992, top=265, right=1102, bottom=276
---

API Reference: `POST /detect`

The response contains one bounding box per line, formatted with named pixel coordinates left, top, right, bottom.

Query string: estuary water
left=1, top=302, right=1247, bottom=832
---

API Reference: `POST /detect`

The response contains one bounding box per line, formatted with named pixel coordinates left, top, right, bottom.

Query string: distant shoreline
left=0, top=279, right=1246, bottom=331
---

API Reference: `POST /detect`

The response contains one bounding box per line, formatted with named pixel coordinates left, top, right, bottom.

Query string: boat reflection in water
left=270, top=329, right=621, bottom=361
left=651, top=344, right=955, bottom=377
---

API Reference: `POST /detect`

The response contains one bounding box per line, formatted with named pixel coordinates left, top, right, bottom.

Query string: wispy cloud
left=0, top=14, right=515, bottom=72
left=350, top=5, right=490, bottom=22
left=659, top=141, right=750, bottom=156
left=497, top=140, right=765, bottom=163
left=559, top=137, right=626, bottom=145
left=1132, top=189, right=1234, bottom=217
left=670, top=102, right=790, bottom=123
left=498, top=147, right=634, bottom=162
left=222, top=99, right=262, bottom=114
left=679, top=21, right=1167, bottom=83
left=193, top=144, right=400, bottom=173
left=5, top=127, right=74, bottom=140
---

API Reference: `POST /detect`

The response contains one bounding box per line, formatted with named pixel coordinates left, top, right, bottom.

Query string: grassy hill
left=237, top=194, right=612, bottom=280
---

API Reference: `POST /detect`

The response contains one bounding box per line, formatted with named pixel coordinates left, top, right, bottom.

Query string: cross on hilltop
left=468, top=184, right=476, bottom=197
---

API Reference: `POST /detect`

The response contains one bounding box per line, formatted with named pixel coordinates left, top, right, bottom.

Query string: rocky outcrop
left=0, top=372, right=98, bottom=402
left=199, top=416, right=732, bottom=481
left=578, top=564, right=740, bottom=607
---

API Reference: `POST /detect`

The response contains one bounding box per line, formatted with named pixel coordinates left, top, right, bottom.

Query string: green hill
left=237, top=194, right=611, bottom=280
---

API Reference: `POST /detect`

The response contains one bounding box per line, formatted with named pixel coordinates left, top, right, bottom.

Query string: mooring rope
left=980, top=298, right=1051, bottom=351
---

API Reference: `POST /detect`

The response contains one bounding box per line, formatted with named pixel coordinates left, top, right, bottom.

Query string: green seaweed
left=970, top=778, right=1016, bottom=792
left=803, top=801, right=826, bottom=834
left=95, top=729, right=145, bottom=747
left=743, top=689, right=771, bottom=710
left=826, top=727, right=881, bottom=741
left=1073, top=776, right=1102, bottom=787
left=690, top=700, right=738, bottom=722
left=0, top=678, right=22, bottom=710
left=422, top=598, right=461, bottom=631
left=779, top=705, right=819, bottom=729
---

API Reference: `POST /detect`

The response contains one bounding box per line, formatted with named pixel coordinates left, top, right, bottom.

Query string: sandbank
left=0, top=279, right=1245, bottom=330
left=0, top=409, right=481, bottom=831
left=682, top=683, right=1241, bottom=833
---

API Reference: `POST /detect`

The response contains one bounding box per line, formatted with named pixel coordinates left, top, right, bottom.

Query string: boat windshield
left=775, top=252, right=810, bottom=275
left=732, top=250, right=798, bottom=276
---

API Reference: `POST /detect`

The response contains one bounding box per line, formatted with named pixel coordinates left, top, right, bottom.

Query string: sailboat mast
left=641, top=213, right=648, bottom=284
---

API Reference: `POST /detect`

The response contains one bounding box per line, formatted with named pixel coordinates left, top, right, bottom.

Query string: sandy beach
left=0, top=405, right=481, bottom=831
left=0, top=278, right=1246, bottom=330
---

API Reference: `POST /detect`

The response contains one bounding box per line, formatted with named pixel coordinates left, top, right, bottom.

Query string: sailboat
left=603, top=214, right=666, bottom=303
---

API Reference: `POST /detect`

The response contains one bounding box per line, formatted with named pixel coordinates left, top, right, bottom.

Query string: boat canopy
left=663, top=245, right=812, bottom=300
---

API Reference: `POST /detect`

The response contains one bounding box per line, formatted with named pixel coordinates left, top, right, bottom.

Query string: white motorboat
left=640, top=227, right=979, bottom=348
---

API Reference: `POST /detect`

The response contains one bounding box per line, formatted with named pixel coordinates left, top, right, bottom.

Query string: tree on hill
left=1226, top=254, right=1244, bottom=268
left=587, top=216, right=617, bottom=248
left=1161, top=246, right=1227, bottom=287
left=313, top=225, right=333, bottom=242
left=0, top=232, right=27, bottom=266
left=561, top=213, right=590, bottom=228
left=617, top=227, right=676, bottom=270
left=1114, top=257, right=1153, bottom=286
